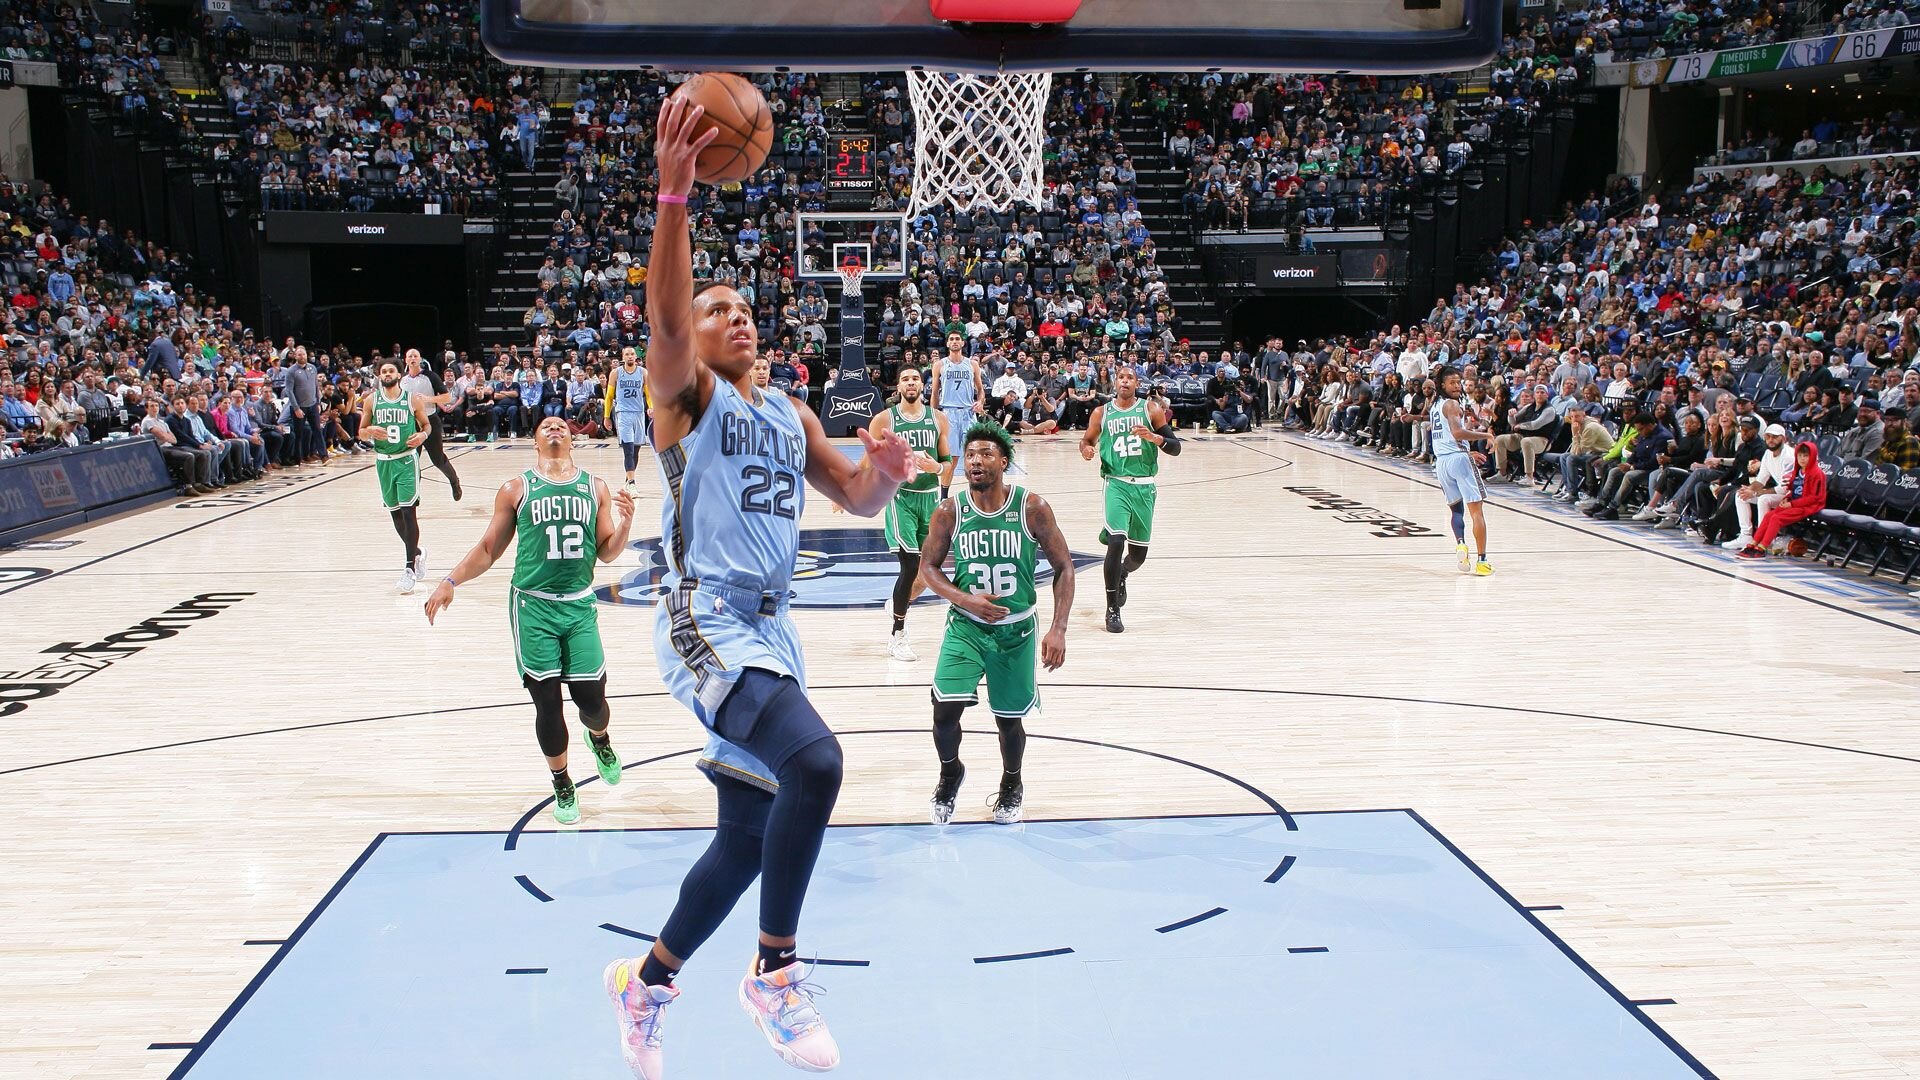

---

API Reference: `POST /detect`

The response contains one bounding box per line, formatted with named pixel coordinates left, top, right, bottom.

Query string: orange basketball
left=668, top=73, right=774, bottom=185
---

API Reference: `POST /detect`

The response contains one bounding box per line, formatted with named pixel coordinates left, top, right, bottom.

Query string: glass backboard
left=483, top=0, right=1500, bottom=75
left=795, top=212, right=909, bottom=281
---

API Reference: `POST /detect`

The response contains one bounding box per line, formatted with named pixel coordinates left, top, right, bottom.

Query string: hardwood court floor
left=2, top=429, right=1917, bottom=1079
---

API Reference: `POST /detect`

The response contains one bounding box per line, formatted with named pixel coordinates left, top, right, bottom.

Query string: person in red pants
left=1738, top=441, right=1826, bottom=560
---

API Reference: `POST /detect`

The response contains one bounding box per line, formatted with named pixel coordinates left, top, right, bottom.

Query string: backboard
left=795, top=212, right=909, bottom=282
left=483, top=0, right=1501, bottom=75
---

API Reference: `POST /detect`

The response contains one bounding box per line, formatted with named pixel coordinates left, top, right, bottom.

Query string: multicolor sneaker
left=930, top=764, right=964, bottom=825
left=553, top=782, right=580, bottom=825
left=1456, top=544, right=1472, bottom=573
left=989, top=776, right=1024, bottom=824
left=738, top=960, right=840, bottom=1072
left=604, top=958, right=678, bottom=1079
left=586, top=728, right=623, bottom=787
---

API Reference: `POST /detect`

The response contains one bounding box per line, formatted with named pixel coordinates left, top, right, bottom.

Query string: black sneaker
left=1116, top=575, right=1128, bottom=609
left=1105, top=608, right=1125, bottom=634
left=989, top=777, right=1024, bottom=824
left=930, top=764, right=964, bottom=825
left=450, top=475, right=464, bottom=501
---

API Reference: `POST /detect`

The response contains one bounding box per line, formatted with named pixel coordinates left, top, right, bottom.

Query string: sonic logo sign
left=597, top=527, right=1098, bottom=610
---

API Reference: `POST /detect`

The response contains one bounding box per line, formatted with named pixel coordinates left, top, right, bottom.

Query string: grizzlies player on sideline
left=920, top=422, right=1074, bottom=825
left=361, top=359, right=432, bottom=593
left=601, top=96, right=915, bottom=1080
left=1432, top=367, right=1495, bottom=576
left=929, top=331, right=982, bottom=499
left=608, top=346, right=650, bottom=492
left=422, top=415, right=638, bottom=823
left=869, top=366, right=950, bottom=661
left=1080, top=366, right=1181, bottom=633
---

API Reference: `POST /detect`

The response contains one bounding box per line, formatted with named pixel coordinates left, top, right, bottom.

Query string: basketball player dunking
left=422, top=415, right=637, bottom=824
left=1431, top=367, right=1494, bottom=576
left=1080, top=366, right=1181, bottom=633
left=929, top=331, right=983, bottom=500
left=361, top=359, right=432, bottom=593
left=868, top=367, right=950, bottom=661
left=919, top=421, right=1073, bottom=825
left=602, top=97, right=915, bottom=1080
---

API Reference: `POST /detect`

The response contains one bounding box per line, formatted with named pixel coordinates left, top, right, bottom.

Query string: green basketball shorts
left=931, top=611, right=1038, bottom=718
left=510, top=592, right=605, bottom=682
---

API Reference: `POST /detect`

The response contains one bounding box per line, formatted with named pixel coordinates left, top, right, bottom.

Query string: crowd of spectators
left=497, top=69, right=1184, bottom=419
left=1144, top=64, right=1572, bottom=232
left=1575, top=0, right=1810, bottom=61
left=1712, top=110, right=1920, bottom=167
left=1252, top=155, right=1917, bottom=567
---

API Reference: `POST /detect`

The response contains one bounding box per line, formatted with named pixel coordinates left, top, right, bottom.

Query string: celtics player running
left=929, top=331, right=983, bottom=499
left=870, top=367, right=951, bottom=661
left=1431, top=366, right=1494, bottom=576
left=423, top=414, right=638, bottom=824
left=920, top=421, right=1073, bottom=824
left=1080, top=366, right=1181, bottom=633
left=361, top=359, right=433, bottom=593
left=608, top=346, right=649, bottom=492
left=600, top=95, right=914, bottom=1080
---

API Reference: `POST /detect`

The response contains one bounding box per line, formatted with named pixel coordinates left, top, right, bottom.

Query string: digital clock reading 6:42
left=829, top=134, right=876, bottom=190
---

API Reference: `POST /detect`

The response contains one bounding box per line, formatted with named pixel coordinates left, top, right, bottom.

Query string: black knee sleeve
left=1122, top=543, right=1149, bottom=573
left=892, top=553, right=922, bottom=617
left=566, top=676, right=610, bottom=731
left=622, top=442, right=641, bottom=473
left=528, top=676, right=567, bottom=758
left=993, top=713, right=1026, bottom=773
left=931, top=699, right=966, bottom=762
left=1103, top=535, right=1127, bottom=593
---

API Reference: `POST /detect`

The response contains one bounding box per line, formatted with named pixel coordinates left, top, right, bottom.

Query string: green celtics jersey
left=513, top=468, right=599, bottom=598
left=1098, top=398, right=1159, bottom=481
left=951, top=485, right=1036, bottom=623
left=891, top=404, right=946, bottom=492
left=371, top=387, right=418, bottom=455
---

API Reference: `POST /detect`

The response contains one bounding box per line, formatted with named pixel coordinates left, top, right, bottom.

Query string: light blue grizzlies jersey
left=939, top=358, right=977, bottom=410
left=1430, top=398, right=1468, bottom=457
left=614, top=366, right=647, bottom=415
left=657, top=378, right=807, bottom=593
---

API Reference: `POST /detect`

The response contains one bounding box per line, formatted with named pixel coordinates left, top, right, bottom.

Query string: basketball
left=668, top=72, right=774, bottom=185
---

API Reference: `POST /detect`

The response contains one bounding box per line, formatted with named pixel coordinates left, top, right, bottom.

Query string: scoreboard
left=828, top=134, right=877, bottom=193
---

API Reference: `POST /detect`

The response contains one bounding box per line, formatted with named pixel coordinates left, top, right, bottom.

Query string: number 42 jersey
left=658, top=378, right=808, bottom=594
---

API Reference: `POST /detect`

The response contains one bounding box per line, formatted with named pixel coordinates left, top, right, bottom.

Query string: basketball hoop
left=837, top=262, right=865, bottom=295
left=906, top=69, right=1052, bottom=216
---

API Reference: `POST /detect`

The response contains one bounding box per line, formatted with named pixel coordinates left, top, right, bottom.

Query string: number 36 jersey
left=658, top=378, right=807, bottom=594
left=514, top=468, right=599, bottom=598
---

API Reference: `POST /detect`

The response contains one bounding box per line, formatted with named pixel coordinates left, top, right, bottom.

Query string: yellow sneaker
left=1456, top=544, right=1472, bottom=573
left=1473, top=561, right=1495, bottom=577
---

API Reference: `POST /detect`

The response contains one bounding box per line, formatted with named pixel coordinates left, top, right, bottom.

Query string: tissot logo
left=346, top=225, right=388, bottom=236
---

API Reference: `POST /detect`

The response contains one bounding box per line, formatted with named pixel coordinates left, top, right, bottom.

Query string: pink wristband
left=657, top=192, right=688, bottom=205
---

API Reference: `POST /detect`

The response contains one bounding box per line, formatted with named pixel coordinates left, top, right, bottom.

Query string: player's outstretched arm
left=358, top=391, right=377, bottom=437
left=424, top=478, right=522, bottom=623
left=918, top=500, right=1008, bottom=623
left=643, top=95, right=720, bottom=442
left=1443, top=399, right=1490, bottom=444
left=798, top=404, right=911, bottom=517
left=1080, top=404, right=1104, bottom=460
left=1144, top=400, right=1182, bottom=456
left=1027, top=492, right=1073, bottom=671
left=593, top=476, right=636, bottom=563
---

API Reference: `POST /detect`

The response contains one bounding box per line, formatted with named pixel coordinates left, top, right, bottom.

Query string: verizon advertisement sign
left=1255, top=254, right=1339, bottom=289
left=265, top=212, right=464, bottom=246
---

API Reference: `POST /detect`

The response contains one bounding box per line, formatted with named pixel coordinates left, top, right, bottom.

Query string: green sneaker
left=553, top=783, right=580, bottom=825
left=585, top=728, right=623, bottom=787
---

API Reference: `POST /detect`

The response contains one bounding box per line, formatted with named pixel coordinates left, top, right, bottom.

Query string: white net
left=906, top=70, right=1052, bottom=216
left=836, top=265, right=865, bottom=294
